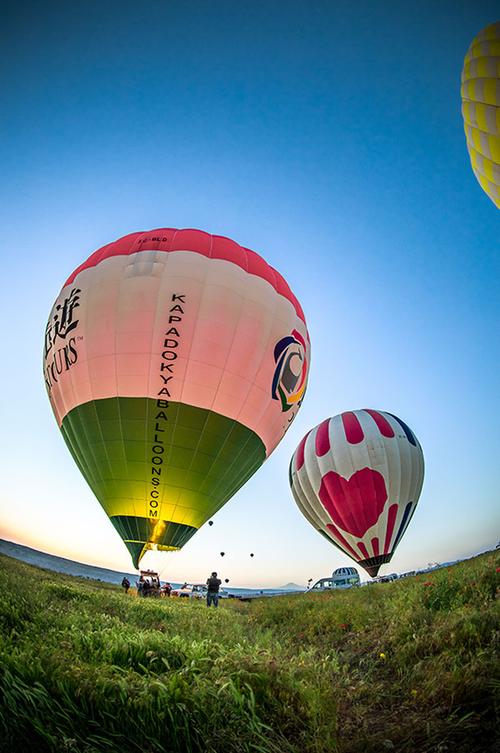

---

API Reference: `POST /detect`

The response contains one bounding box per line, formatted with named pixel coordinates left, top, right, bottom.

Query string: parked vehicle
left=137, top=569, right=161, bottom=597
left=171, top=583, right=206, bottom=598
left=309, top=567, right=360, bottom=592
left=171, top=583, right=232, bottom=599
left=373, top=573, right=399, bottom=583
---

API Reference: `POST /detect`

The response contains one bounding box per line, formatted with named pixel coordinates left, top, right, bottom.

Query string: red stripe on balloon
left=371, top=537, right=379, bottom=557
left=315, top=419, right=331, bottom=457
left=384, top=504, right=399, bottom=554
left=326, top=524, right=360, bottom=560
left=341, top=412, right=364, bottom=444
left=295, top=431, right=311, bottom=471
left=363, top=409, right=395, bottom=438
left=64, top=228, right=306, bottom=323
left=292, top=328, right=306, bottom=349
left=357, top=541, right=370, bottom=560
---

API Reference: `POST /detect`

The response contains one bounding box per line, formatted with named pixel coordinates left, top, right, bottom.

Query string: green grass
left=0, top=552, right=498, bottom=753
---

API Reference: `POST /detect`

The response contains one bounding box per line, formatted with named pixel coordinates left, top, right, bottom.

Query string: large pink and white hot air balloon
left=289, top=410, right=424, bottom=577
left=44, top=228, right=310, bottom=568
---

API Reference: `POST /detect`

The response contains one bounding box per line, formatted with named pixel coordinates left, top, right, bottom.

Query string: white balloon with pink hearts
left=289, top=409, right=424, bottom=577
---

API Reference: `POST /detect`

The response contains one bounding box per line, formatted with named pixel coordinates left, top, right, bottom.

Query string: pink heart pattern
left=319, top=467, right=388, bottom=538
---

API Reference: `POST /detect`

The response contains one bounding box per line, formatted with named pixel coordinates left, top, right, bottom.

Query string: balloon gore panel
left=61, top=397, right=266, bottom=566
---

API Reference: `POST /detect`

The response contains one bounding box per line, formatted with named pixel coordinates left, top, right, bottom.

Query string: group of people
left=121, top=575, right=172, bottom=597
left=120, top=571, right=223, bottom=606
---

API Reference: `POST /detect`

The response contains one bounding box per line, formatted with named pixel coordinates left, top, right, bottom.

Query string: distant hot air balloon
left=208, top=521, right=214, bottom=526
left=224, top=578, right=229, bottom=583
left=461, top=21, right=500, bottom=208
left=289, top=410, right=424, bottom=577
left=220, top=552, right=225, bottom=557
left=43, top=228, right=310, bottom=568
left=250, top=553, right=254, bottom=557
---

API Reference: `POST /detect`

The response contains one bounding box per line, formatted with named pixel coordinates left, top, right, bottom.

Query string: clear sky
left=1, top=1, right=498, bottom=587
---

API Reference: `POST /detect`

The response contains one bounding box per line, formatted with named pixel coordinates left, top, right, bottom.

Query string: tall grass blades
left=0, top=552, right=498, bottom=752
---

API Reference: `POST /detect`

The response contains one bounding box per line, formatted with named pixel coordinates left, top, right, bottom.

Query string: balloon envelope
left=44, top=228, right=310, bottom=567
left=461, top=21, right=500, bottom=208
left=289, top=409, right=424, bottom=577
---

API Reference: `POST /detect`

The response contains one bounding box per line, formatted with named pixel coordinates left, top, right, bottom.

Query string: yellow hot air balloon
left=461, top=21, right=500, bottom=208
left=43, top=228, right=310, bottom=568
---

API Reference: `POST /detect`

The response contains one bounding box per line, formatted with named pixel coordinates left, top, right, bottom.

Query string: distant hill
left=0, top=539, right=137, bottom=586
left=0, top=539, right=296, bottom=596
left=279, top=582, right=304, bottom=591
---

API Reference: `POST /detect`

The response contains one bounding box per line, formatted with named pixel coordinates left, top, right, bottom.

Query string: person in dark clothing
left=121, top=577, right=130, bottom=594
left=206, top=571, right=222, bottom=607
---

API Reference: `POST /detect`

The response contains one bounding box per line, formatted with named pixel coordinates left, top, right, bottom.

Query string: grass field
left=0, top=551, right=498, bottom=753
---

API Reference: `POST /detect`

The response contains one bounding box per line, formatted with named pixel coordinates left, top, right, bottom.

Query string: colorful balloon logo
left=271, top=330, right=308, bottom=411
left=289, top=409, right=424, bottom=576
left=44, top=228, right=310, bottom=567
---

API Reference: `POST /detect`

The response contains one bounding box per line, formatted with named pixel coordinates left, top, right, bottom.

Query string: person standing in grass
left=121, top=576, right=130, bottom=594
left=206, top=571, right=222, bottom=607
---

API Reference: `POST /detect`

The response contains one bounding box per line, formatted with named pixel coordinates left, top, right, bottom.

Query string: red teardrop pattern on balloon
left=326, top=523, right=360, bottom=560
left=357, top=541, right=370, bottom=559
left=363, top=409, right=395, bottom=438
left=315, top=418, right=331, bottom=457
left=295, top=430, right=311, bottom=471
left=341, top=411, right=364, bottom=444
left=319, top=468, right=388, bottom=538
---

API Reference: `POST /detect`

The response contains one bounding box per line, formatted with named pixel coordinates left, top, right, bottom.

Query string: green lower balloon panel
left=60, top=397, right=266, bottom=566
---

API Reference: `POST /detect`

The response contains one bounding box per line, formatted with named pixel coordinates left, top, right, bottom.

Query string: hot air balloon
left=289, top=410, right=424, bottom=577
left=461, top=21, right=500, bottom=208
left=43, top=228, right=310, bottom=568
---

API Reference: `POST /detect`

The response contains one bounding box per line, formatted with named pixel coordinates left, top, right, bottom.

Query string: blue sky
left=0, top=1, right=498, bottom=587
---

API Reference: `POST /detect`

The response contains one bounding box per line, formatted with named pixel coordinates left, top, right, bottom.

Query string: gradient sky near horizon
left=1, top=1, right=498, bottom=587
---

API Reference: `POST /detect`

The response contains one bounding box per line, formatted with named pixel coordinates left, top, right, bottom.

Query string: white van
left=309, top=567, right=360, bottom=592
